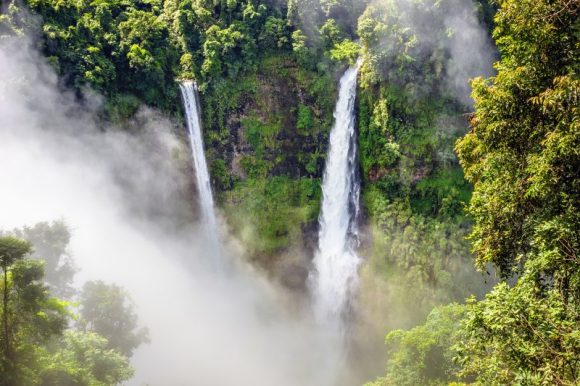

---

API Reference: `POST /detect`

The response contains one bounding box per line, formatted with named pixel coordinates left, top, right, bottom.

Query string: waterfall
left=179, top=81, right=219, bottom=242
left=311, top=63, right=362, bottom=334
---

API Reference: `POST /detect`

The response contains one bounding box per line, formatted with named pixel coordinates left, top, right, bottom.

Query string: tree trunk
left=2, top=262, right=10, bottom=368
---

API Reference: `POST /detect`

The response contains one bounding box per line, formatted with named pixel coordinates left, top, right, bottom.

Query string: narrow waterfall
left=179, top=81, right=219, bottom=240
left=311, top=63, right=361, bottom=333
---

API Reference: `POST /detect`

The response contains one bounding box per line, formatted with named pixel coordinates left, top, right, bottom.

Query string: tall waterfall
left=311, top=63, right=361, bottom=333
left=179, top=81, right=219, bottom=240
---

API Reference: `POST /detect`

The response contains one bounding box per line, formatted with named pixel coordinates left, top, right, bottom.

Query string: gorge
left=0, top=0, right=577, bottom=385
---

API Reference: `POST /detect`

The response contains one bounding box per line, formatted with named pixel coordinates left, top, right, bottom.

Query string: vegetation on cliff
left=355, top=0, right=495, bottom=326
left=367, top=0, right=579, bottom=384
left=1, top=0, right=578, bottom=384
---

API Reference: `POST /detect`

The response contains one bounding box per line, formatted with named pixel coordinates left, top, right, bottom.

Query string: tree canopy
left=0, top=229, right=145, bottom=386
left=454, top=0, right=579, bottom=383
left=369, top=1, right=579, bottom=384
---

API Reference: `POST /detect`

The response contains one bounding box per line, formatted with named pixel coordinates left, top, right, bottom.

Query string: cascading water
left=311, top=62, right=361, bottom=335
left=179, top=81, right=219, bottom=244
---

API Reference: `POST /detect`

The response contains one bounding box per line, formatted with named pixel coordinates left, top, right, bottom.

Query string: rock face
left=203, top=57, right=338, bottom=183
left=198, top=56, right=341, bottom=285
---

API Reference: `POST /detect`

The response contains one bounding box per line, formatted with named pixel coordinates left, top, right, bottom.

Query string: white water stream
left=179, top=82, right=220, bottom=247
left=311, top=63, right=361, bottom=334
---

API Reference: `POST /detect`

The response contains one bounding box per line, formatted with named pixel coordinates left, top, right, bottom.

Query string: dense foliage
left=455, top=0, right=579, bottom=383
left=365, top=303, right=466, bottom=386
left=1, top=0, right=577, bottom=384
left=12, top=222, right=76, bottom=298
left=0, top=223, right=147, bottom=385
left=369, top=0, right=579, bottom=385
left=356, top=0, right=495, bottom=326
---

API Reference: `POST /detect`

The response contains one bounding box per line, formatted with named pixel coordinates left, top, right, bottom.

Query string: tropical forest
left=0, top=0, right=578, bottom=385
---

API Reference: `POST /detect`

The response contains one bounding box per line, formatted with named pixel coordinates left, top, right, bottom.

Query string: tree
left=455, top=0, right=579, bottom=383
left=365, top=304, right=467, bottom=386
left=13, top=221, right=77, bottom=298
left=291, top=29, right=310, bottom=65
left=0, top=229, right=141, bottom=385
left=38, top=331, right=134, bottom=386
left=0, top=236, right=68, bottom=385
left=259, top=16, right=289, bottom=50
left=79, top=281, right=149, bottom=357
left=329, top=39, right=359, bottom=65
left=319, top=18, right=343, bottom=49
left=0, top=236, right=32, bottom=376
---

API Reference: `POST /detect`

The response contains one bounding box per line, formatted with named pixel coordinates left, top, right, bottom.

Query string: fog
left=290, top=0, right=495, bottom=107
left=0, top=1, right=498, bottom=383
left=369, top=0, right=496, bottom=106
left=0, top=36, right=351, bottom=386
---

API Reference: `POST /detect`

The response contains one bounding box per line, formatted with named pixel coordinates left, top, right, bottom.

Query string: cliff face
left=200, top=55, right=340, bottom=280
left=10, top=0, right=498, bottom=319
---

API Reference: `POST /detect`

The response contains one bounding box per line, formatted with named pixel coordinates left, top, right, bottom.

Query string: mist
left=0, top=1, right=499, bottom=383
left=0, top=35, right=353, bottom=386
left=290, top=0, right=495, bottom=107
left=369, top=0, right=496, bottom=106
